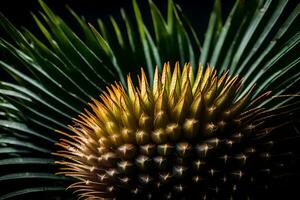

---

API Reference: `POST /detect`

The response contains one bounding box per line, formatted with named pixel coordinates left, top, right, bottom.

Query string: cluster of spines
left=55, top=62, right=279, bottom=199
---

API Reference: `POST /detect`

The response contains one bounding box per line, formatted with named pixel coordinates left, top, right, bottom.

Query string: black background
left=0, top=0, right=235, bottom=40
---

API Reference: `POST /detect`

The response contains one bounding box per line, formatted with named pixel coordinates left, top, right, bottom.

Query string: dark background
left=0, top=0, right=235, bottom=40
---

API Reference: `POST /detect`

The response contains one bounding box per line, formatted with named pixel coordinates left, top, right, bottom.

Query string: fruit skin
left=55, top=62, right=285, bottom=199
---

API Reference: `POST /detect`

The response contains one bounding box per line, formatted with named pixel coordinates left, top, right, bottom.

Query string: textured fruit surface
left=56, top=63, right=282, bottom=199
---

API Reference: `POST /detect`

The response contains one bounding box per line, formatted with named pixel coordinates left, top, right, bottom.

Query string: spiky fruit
left=56, top=62, right=283, bottom=199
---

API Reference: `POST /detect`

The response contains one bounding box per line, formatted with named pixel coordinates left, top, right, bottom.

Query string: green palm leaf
left=0, top=0, right=299, bottom=199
